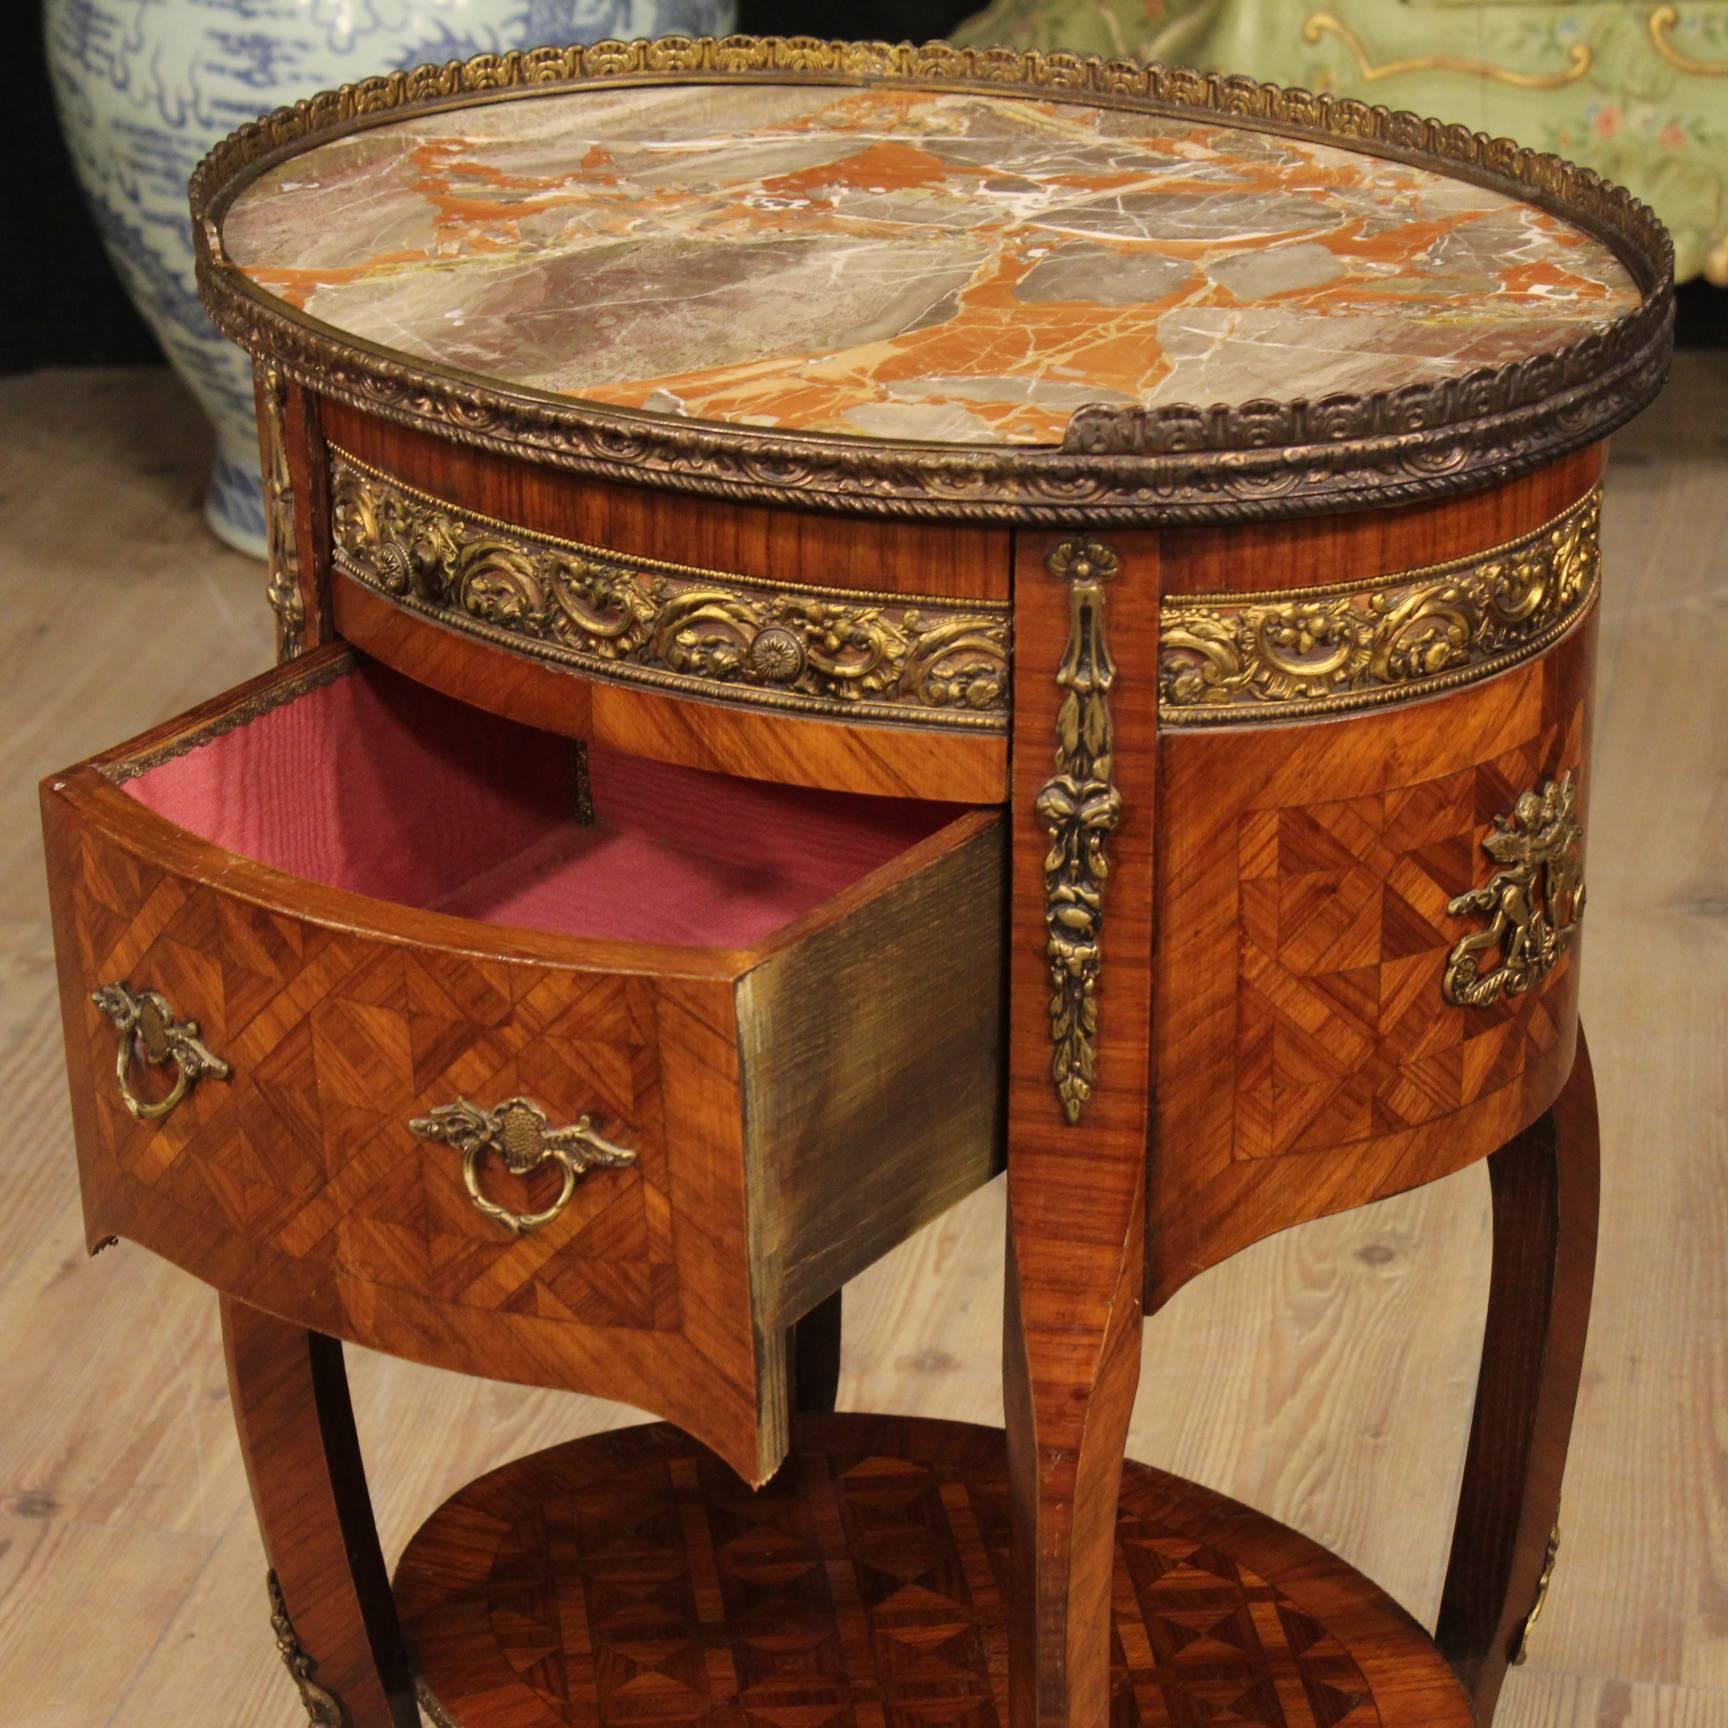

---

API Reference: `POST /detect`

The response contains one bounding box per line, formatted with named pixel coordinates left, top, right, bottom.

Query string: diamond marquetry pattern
left=1233, top=713, right=1584, bottom=1162
left=399, top=1418, right=1462, bottom=1728
left=68, top=832, right=679, bottom=1332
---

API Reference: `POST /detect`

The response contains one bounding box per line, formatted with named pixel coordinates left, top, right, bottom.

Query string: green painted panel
left=953, top=0, right=1728, bottom=280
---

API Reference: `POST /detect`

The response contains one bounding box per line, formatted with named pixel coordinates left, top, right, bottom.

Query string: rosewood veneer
left=41, top=34, right=1669, bottom=1728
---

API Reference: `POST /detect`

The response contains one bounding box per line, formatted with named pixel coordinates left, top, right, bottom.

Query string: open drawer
left=41, top=646, right=1005, bottom=1482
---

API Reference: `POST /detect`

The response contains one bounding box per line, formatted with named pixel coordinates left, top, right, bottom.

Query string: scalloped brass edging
left=99, top=651, right=354, bottom=784
left=1158, top=488, right=1600, bottom=723
left=1513, top=1522, right=1562, bottom=1664
left=416, top=1679, right=459, bottom=1728
left=187, top=35, right=1672, bottom=527
left=328, top=449, right=1011, bottom=729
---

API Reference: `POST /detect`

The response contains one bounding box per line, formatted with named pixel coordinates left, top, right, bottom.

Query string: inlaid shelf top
left=193, top=37, right=1672, bottom=519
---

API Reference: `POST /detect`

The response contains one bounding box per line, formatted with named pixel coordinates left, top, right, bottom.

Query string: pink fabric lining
left=124, top=662, right=956, bottom=946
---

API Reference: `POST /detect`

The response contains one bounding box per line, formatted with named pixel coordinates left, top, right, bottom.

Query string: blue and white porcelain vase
left=45, top=0, right=739, bottom=557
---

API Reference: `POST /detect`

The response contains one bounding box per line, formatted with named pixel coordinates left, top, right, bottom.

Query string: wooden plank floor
left=0, top=361, right=1722, bottom=1728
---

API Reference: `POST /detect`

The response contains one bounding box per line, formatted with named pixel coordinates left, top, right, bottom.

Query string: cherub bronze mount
left=1444, top=773, right=1586, bottom=1008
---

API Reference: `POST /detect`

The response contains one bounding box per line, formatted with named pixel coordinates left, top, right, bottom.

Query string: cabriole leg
left=1435, top=1029, right=1601, bottom=1721
left=221, top=1297, right=416, bottom=1728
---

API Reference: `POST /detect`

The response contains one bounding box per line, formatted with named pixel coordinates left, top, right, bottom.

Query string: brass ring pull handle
left=92, top=982, right=232, bottom=1122
left=409, top=1096, right=636, bottom=1236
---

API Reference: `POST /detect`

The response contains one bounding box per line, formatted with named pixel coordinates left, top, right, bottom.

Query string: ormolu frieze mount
left=329, top=451, right=1010, bottom=729
left=1040, top=537, right=1123, bottom=1125
left=1160, top=489, right=1600, bottom=722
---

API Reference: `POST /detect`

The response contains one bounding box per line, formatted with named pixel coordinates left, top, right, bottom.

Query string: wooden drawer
left=1149, top=608, right=1595, bottom=1304
left=41, top=647, right=1005, bottom=1483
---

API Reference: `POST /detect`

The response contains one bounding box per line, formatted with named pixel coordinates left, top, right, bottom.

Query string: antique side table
left=42, top=37, right=1671, bottom=1728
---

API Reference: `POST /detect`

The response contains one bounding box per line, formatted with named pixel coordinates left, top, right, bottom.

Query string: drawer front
left=43, top=655, right=1007, bottom=1485
left=45, top=788, right=771, bottom=1473
left=1151, top=599, right=1595, bottom=1302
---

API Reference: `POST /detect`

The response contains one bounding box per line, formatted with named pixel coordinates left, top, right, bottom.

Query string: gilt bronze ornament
left=1161, top=492, right=1600, bottom=722
left=1039, top=537, right=1123, bottom=1124
left=330, top=452, right=1010, bottom=729
left=1444, top=774, right=1586, bottom=1007
left=410, top=1096, right=637, bottom=1236
left=92, top=982, right=232, bottom=1123
left=267, top=1570, right=348, bottom=1726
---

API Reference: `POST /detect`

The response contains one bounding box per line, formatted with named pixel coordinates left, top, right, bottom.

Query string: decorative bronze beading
left=189, top=36, right=1672, bottom=526
left=267, top=1570, right=349, bottom=1726
left=330, top=451, right=1011, bottom=730
left=1512, top=1523, right=1562, bottom=1664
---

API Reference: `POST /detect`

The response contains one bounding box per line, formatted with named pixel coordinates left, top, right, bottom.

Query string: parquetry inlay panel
left=69, top=835, right=682, bottom=1333
left=1233, top=712, right=1585, bottom=1162
left=399, top=1416, right=1454, bottom=1728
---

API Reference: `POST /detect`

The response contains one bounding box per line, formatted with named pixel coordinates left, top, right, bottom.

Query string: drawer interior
left=117, top=657, right=966, bottom=947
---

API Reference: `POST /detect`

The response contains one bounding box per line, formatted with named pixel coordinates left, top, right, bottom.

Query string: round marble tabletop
left=194, top=40, right=1672, bottom=520
left=224, top=81, right=1643, bottom=448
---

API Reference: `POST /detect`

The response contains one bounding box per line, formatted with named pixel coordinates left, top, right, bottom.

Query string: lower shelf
left=396, top=1414, right=1471, bottom=1728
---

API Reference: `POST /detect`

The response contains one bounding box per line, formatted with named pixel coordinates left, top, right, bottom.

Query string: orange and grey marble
left=222, top=82, right=1641, bottom=447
